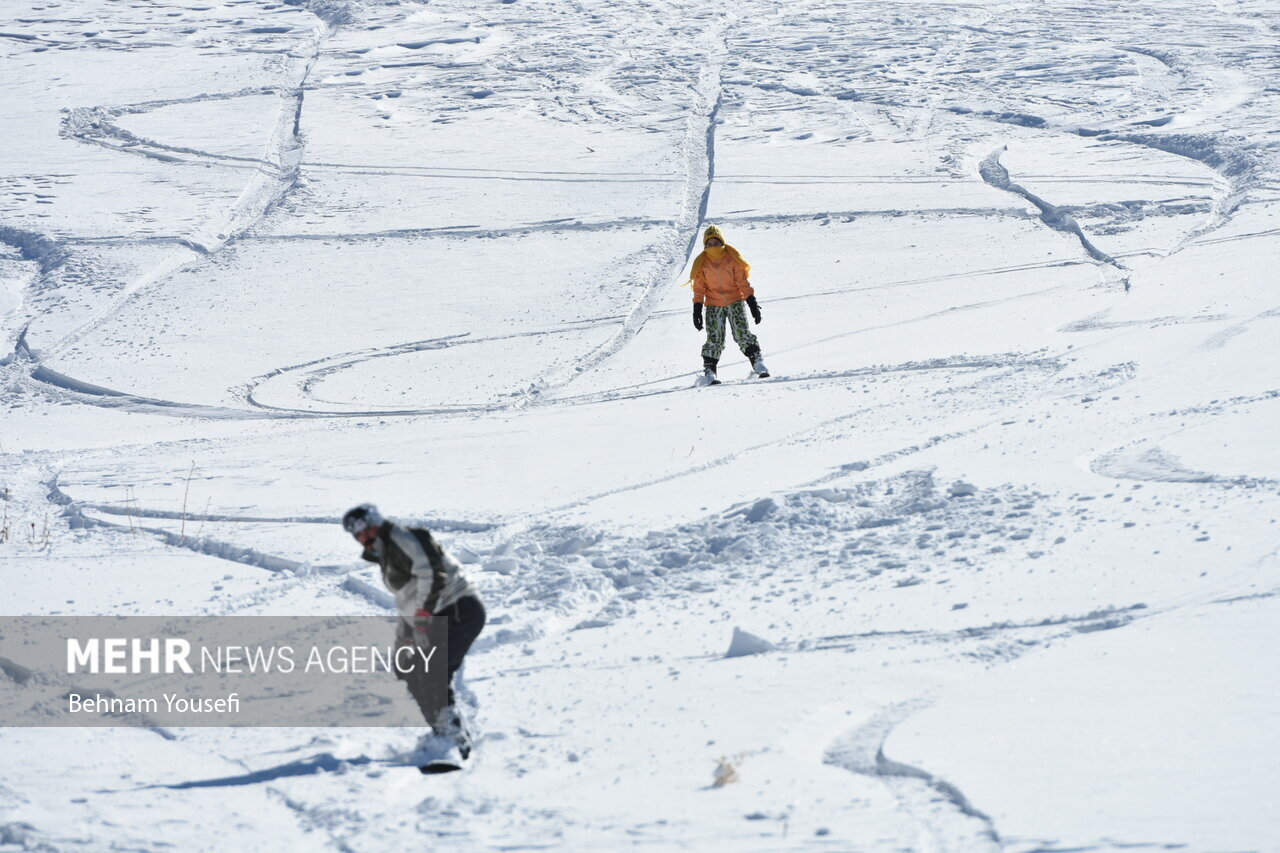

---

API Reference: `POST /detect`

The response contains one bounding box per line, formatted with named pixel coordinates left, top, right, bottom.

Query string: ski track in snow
left=2, top=1, right=339, bottom=375
left=42, top=33, right=329, bottom=360
left=508, top=14, right=734, bottom=404
left=825, top=701, right=1000, bottom=853
left=978, top=146, right=1130, bottom=289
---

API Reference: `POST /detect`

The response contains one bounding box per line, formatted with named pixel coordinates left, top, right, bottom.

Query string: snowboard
left=694, top=371, right=771, bottom=387
left=415, top=729, right=471, bottom=775
left=419, top=759, right=464, bottom=774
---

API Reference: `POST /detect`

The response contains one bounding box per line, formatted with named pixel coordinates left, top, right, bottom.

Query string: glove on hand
left=693, top=302, right=704, bottom=331
left=413, top=608, right=433, bottom=641
left=746, top=295, right=762, bottom=325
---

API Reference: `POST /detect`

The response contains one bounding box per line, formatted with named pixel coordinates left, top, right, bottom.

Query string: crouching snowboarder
left=689, top=224, right=769, bottom=385
left=342, top=503, right=485, bottom=768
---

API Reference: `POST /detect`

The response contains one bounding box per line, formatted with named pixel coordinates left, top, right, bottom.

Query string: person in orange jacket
left=689, top=224, right=768, bottom=384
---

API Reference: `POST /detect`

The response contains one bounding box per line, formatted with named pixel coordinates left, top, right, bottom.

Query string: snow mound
left=725, top=627, right=777, bottom=658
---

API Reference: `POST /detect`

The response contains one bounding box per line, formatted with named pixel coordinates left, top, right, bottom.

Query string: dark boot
left=744, top=346, right=769, bottom=378
left=701, top=356, right=720, bottom=386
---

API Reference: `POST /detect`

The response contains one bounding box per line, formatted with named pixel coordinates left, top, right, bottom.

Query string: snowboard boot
left=433, top=706, right=472, bottom=760
left=745, top=347, right=770, bottom=378
left=699, top=356, right=721, bottom=386
left=414, top=731, right=466, bottom=774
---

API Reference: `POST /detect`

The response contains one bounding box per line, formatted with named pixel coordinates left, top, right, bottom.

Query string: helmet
left=342, top=503, right=383, bottom=535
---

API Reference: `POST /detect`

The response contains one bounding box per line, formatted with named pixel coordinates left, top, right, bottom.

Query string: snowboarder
left=689, top=224, right=769, bottom=385
left=342, top=503, right=485, bottom=767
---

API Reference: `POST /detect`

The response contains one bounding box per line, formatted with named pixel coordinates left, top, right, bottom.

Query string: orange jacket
left=692, top=252, right=754, bottom=307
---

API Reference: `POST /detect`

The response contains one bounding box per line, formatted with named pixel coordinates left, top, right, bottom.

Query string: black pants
left=438, top=595, right=485, bottom=706
left=396, top=595, right=486, bottom=730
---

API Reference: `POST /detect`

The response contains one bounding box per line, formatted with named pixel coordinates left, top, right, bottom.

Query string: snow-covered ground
left=2, top=0, right=1279, bottom=849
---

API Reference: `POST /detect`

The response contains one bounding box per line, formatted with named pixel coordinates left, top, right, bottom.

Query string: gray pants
left=701, top=301, right=760, bottom=362
left=396, top=595, right=485, bottom=740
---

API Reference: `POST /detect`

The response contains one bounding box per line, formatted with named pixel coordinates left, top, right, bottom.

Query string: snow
left=725, top=626, right=776, bottom=658
left=887, top=597, right=1280, bottom=852
left=3, top=0, right=1280, bottom=849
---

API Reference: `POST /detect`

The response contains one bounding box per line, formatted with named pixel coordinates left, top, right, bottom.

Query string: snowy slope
left=2, top=0, right=1279, bottom=850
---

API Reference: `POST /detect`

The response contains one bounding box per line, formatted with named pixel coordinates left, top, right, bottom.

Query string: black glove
left=746, top=295, right=762, bottom=325
left=693, top=303, right=703, bottom=331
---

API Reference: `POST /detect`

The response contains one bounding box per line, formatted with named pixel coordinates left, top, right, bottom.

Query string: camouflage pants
left=701, top=301, right=760, bottom=362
